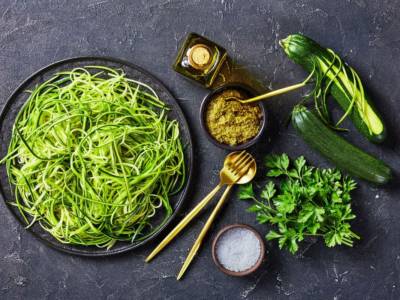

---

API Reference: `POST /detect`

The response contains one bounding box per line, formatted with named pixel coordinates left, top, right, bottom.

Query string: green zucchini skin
left=281, top=33, right=386, bottom=143
left=292, top=105, right=391, bottom=185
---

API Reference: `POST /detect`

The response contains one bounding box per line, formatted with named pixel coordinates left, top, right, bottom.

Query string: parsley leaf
left=265, top=154, right=289, bottom=172
left=238, top=183, right=255, bottom=200
left=260, top=181, right=276, bottom=201
left=241, top=153, right=360, bottom=254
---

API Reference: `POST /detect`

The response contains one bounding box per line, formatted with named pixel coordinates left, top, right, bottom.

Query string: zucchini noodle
left=312, top=49, right=371, bottom=133
left=1, top=66, right=185, bottom=249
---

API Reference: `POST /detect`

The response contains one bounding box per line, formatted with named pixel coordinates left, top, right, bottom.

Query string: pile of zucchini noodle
left=1, top=66, right=185, bottom=249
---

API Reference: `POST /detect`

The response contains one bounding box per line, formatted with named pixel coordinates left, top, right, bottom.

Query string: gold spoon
left=177, top=152, right=256, bottom=280
left=226, top=71, right=314, bottom=104
left=145, top=151, right=255, bottom=263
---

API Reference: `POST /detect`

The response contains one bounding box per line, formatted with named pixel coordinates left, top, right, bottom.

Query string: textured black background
left=1, top=1, right=399, bottom=299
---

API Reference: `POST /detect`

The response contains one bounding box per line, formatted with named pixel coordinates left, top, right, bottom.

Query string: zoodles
left=1, top=66, right=186, bottom=249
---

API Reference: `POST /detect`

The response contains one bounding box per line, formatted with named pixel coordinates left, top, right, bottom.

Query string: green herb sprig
left=239, top=154, right=360, bottom=254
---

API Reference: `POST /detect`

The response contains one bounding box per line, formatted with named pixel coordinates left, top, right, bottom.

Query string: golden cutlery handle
left=241, top=82, right=305, bottom=104
left=145, top=183, right=223, bottom=262
left=177, top=184, right=233, bottom=280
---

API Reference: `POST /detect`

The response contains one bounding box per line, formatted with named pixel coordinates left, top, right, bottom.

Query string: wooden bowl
left=211, top=224, right=265, bottom=276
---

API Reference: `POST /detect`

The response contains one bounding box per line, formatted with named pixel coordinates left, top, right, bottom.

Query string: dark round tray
left=0, top=56, right=193, bottom=256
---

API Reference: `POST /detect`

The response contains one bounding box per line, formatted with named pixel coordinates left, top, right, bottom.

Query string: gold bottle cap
left=187, top=44, right=212, bottom=70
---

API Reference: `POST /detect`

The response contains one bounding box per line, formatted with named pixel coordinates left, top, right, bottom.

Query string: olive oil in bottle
left=173, top=32, right=227, bottom=88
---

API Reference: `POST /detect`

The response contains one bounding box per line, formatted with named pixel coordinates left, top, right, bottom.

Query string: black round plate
left=0, top=56, right=193, bottom=256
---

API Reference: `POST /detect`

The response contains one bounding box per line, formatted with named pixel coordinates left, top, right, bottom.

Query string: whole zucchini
left=281, top=33, right=386, bottom=143
left=292, top=105, right=391, bottom=184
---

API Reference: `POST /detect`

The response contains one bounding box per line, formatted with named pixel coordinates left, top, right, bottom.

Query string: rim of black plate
left=0, top=56, right=194, bottom=257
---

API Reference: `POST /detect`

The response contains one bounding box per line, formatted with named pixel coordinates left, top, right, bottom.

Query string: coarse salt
left=215, top=227, right=262, bottom=272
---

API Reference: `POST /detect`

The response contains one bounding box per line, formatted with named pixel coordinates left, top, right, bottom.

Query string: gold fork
left=177, top=152, right=256, bottom=280
left=145, top=151, right=254, bottom=263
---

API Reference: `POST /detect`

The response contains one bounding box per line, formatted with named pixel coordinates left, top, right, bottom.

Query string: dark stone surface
left=0, top=0, right=399, bottom=299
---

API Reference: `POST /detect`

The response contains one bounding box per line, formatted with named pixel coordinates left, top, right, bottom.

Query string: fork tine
left=231, top=152, right=251, bottom=169
left=233, top=154, right=251, bottom=171
left=225, top=152, right=253, bottom=182
left=234, top=156, right=252, bottom=174
left=230, top=150, right=246, bottom=165
left=235, top=157, right=254, bottom=177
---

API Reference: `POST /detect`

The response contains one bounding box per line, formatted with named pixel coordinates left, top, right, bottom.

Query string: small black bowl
left=199, top=83, right=266, bottom=151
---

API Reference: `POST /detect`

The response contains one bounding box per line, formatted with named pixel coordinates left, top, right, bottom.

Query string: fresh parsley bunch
left=239, top=154, right=360, bottom=254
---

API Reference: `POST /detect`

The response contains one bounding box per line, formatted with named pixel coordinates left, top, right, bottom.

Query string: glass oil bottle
left=173, top=32, right=227, bottom=88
